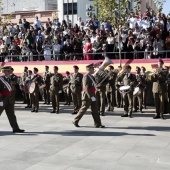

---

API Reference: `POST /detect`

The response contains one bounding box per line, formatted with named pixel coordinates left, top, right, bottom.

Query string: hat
left=86, top=64, right=94, bottom=69
left=141, top=66, right=146, bottom=70
left=45, top=65, right=49, bottom=68
left=164, top=66, right=169, bottom=69
left=73, top=65, right=79, bottom=69
left=33, top=67, right=38, bottom=72
left=118, top=66, right=122, bottom=69
left=136, top=66, right=141, bottom=71
left=125, top=65, right=131, bottom=69
left=158, top=58, right=164, bottom=64
left=53, top=66, right=58, bottom=70
left=66, top=71, right=70, bottom=74
left=24, top=66, right=28, bottom=69
left=28, top=70, right=32, bottom=73
left=109, top=65, right=114, bottom=69
left=1, top=66, right=11, bottom=70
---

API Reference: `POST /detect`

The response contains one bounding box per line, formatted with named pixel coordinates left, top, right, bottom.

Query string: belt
left=0, top=91, right=12, bottom=96
left=83, top=88, right=95, bottom=93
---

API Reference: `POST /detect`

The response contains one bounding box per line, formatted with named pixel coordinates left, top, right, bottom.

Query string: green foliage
left=0, top=0, right=12, bottom=27
left=93, top=0, right=142, bottom=29
left=153, top=0, right=166, bottom=12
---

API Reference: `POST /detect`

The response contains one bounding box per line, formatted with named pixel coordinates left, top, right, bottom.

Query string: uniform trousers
left=51, top=93, right=59, bottom=112
left=74, top=100, right=102, bottom=126
left=96, top=89, right=106, bottom=113
left=122, top=91, right=133, bottom=115
left=0, top=96, right=19, bottom=130
left=153, top=93, right=164, bottom=116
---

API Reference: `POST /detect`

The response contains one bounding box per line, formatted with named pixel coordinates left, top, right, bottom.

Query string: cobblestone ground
left=0, top=102, right=170, bottom=170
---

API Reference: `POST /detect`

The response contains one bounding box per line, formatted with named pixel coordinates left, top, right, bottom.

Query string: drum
left=29, top=82, right=36, bottom=94
left=119, top=86, right=130, bottom=93
left=133, top=87, right=141, bottom=96
left=24, top=80, right=31, bottom=93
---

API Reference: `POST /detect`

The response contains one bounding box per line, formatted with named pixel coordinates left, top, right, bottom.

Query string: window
left=63, top=3, right=77, bottom=15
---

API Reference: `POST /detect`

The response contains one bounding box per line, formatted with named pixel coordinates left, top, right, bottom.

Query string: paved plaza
left=0, top=102, right=170, bottom=170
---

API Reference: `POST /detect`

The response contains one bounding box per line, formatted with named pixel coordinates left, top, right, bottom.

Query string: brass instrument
left=146, top=68, right=168, bottom=80
left=93, top=57, right=113, bottom=87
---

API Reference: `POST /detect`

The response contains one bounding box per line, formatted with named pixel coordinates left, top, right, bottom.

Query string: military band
left=1, top=58, right=170, bottom=132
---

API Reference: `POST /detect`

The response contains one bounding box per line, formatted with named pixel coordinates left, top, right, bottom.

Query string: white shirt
left=34, top=20, right=42, bottom=28
left=91, top=36, right=96, bottom=44
left=129, top=17, right=137, bottom=29
left=53, top=44, right=61, bottom=52
left=107, top=37, right=114, bottom=44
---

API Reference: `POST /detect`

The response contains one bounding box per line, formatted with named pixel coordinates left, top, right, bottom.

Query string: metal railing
left=0, top=50, right=170, bottom=62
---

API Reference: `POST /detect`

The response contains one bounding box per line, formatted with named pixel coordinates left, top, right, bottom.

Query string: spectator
left=34, top=16, right=42, bottom=28
left=63, top=38, right=73, bottom=60
left=92, top=36, right=102, bottom=60
left=8, top=41, right=21, bottom=61
left=21, top=42, right=32, bottom=61
left=35, top=30, right=44, bottom=43
left=83, top=38, right=92, bottom=60
left=23, top=18, right=30, bottom=30
left=42, top=39, right=52, bottom=61
left=36, top=37, right=44, bottom=61
left=53, top=39, right=61, bottom=61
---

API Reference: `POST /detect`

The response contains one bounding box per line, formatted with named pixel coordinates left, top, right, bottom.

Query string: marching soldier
left=9, top=67, right=18, bottom=105
left=50, top=66, right=63, bottom=114
left=133, top=67, right=143, bottom=113
left=151, top=59, right=167, bottom=119
left=42, top=65, right=51, bottom=105
left=20, top=66, right=28, bottom=104
left=0, top=66, right=25, bottom=133
left=141, top=66, right=148, bottom=109
left=70, top=65, right=83, bottom=115
left=120, top=65, right=136, bottom=118
left=115, top=66, right=124, bottom=108
left=63, top=71, right=71, bottom=105
left=25, top=70, right=32, bottom=108
left=72, top=64, right=105, bottom=128
left=31, top=68, right=43, bottom=113
left=106, top=66, right=117, bottom=112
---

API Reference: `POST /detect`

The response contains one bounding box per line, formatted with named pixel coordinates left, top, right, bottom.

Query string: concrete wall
left=2, top=0, right=46, bottom=13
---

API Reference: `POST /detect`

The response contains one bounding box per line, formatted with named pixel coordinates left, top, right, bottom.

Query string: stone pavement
left=0, top=102, right=170, bottom=170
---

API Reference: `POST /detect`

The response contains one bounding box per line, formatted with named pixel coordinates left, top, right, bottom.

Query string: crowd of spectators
left=1, top=9, right=170, bottom=62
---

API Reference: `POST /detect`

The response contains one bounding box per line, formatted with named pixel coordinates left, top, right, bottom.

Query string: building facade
left=2, top=0, right=57, bottom=13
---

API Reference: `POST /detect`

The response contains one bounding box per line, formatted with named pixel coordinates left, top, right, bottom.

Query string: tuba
left=93, top=56, right=113, bottom=86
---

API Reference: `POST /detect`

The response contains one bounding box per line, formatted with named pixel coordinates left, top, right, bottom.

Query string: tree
left=93, top=0, right=142, bottom=29
left=153, top=0, right=166, bottom=12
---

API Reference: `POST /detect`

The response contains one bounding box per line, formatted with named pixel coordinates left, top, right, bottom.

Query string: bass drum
left=119, top=86, right=130, bottom=93
left=29, top=82, right=36, bottom=94
left=24, top=80, right=31, bottom=93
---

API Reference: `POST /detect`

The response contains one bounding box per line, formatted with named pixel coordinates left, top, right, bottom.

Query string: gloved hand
left=58, top=90, right=62, bottom=94
left=91, top=96, right=96, bottom=102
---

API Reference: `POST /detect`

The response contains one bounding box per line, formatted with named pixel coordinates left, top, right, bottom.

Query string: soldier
left=115, top=66, right=124, bottom=108
left=25, top=70, right=32, bottom=108
left=0, top=66, right=25, bottom=133
left=72, top=64, right=105, bottom=128
left=9, top=67, right=18, bottom=105
left=106, top=65, right=117, bottom=112
left=50, top=66, right=63, bottom=114
left=63, top=71, right=71, bottom=105
left=42, top=65, right=51, bottom=105
left=141, top=66, right=148, bottom=109
left=133, top=67, right=143, bottom=113
left=31, top=67, right=43, bottom=113
left=120, top=65, right=136, bottom=118
left=70, top=65, right=83, bottom=115
left=20, top=66, right=28, bottom=104
left=151, top=59, right=167, bottom=119
left=167, top=67, right=170, bottom=114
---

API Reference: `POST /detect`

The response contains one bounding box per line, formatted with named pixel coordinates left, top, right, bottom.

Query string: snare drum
left=119, top=86, right=131, bottom=93
left=133, top=87, right=141, bottom=96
